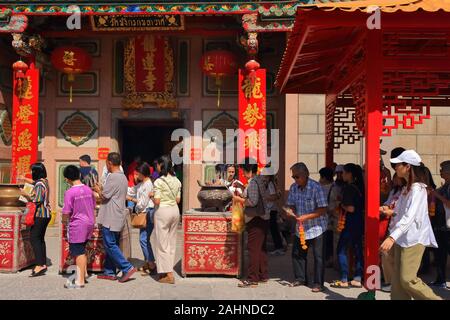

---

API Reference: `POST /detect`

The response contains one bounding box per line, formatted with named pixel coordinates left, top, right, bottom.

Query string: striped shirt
left=32, top=179, right=51, bottom=218
left=287, top=178, right=328, bottom=240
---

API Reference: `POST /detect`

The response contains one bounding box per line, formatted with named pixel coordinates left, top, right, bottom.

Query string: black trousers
left=324, top=230, right=334, bottom=262
left=246, top=217, right=269, bottom=282
left=269, top=211, right=283, bottom=250
left=292, top=233, right=325, bottom=286
left=30, top=217, right=51, bottom=266
left=434, top=230, right=450, bottom=283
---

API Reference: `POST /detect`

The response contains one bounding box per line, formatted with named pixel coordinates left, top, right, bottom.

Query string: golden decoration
left=16, top=154, right=31, bottom=176
left=242, top=76, right=263, bottom=99
left=122, top=35, right=177, bottom=110
left=17, top=129, right=32, bottom=151
left=16, top=104, right=34, bottom=124
left=63, top=50, right=76, bottom=66
left=243, top=103, right=263, bottom=127
left=244, top=131, right=261, bottom=153
left=17, top=76, right=33, bottom=99
left=142, top=36, right=156, bottom=91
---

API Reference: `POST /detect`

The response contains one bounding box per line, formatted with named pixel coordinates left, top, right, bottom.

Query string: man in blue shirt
left=284, top=162, right=328, bottom=292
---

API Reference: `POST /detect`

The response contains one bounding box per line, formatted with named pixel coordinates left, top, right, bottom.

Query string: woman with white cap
left=380, top=150, right=441, bottom=300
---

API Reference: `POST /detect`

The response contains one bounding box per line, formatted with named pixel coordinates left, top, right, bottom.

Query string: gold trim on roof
left=300, top=0, right=450, bottom=12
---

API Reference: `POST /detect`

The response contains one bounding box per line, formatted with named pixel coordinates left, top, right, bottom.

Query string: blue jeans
left=337, top=228, right=364, bottom=282
left=127, top=201, right=135, bottom=212
left=139, top=208, right=155, bottom=262
left=102, top=226, right=133, bottom=276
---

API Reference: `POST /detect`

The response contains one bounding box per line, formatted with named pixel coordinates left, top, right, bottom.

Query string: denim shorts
left=69, top=241, right=88, bottom=257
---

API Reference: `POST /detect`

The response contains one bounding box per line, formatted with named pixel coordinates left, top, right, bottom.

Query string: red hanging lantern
left=200, top=50, right=238, bottom=107
left=51, top=46, right=92, bottom=103
left=12, top=60, right=29, bottom=94
left=245, top=59, right=260, bottom=85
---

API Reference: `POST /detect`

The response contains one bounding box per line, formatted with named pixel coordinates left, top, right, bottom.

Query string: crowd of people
left=17, top=147, right=449, bottom=299
left=19, top=152, right=182, bottom=288
left=232, top=149, right=448, bottom=300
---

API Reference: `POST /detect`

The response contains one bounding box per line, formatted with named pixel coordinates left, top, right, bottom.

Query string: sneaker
left=118, top=267, right=136, bottom=283
left=381, top=284, right=391, bottom=292
left=269, top=249, right=285, bottom=256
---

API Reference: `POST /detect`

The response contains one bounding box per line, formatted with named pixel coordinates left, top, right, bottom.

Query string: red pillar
left=364, top=31, right=382, bottom=290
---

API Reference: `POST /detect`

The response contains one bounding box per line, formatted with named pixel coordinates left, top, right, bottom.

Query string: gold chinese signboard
left=90, top=15, right=185, bottom=31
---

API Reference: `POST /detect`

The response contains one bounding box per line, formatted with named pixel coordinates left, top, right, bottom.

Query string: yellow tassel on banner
left=216, top=77, right=222, bottom=108
left=68, top=73, right=75, bottom=103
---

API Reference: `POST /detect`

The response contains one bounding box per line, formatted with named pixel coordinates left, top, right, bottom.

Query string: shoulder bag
left=24, top=180, right=48, bottom=227
left=130, top=211, right=147, bottom=229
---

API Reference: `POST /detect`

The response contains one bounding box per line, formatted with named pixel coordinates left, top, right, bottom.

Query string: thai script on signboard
left=90, top=15, right=184, bottom=31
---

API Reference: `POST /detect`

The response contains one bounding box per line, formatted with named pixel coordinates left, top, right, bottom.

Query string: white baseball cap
left=390, top=149, right=422, bottom=167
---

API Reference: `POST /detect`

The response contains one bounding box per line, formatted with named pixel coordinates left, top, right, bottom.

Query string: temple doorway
left=118, top=119, right=185, bottom=211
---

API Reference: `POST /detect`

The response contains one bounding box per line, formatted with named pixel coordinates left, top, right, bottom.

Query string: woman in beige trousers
left=380, top=150, right=441, bottom=300
left=150, top=155, right=182, bottom=284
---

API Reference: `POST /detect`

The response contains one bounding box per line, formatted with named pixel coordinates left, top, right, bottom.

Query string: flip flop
left=330, top=280, right=350, bottom=289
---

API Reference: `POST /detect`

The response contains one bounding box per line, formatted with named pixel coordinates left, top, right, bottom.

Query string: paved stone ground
left=0, top=225, right=448, bottom=300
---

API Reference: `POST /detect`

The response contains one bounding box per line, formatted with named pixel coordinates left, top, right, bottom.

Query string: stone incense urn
left=197, top=180, right=233, bottom=212
left=0, top=184, right=25, bottom=209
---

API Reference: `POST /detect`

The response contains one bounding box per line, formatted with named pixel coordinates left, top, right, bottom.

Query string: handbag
left=24, top=180, right=49, bottom=227
left=24, top=202, right=37, bottom=227
left=130, top=212, right=147, bottom=229
left=243, top=178, right=266, bottom=218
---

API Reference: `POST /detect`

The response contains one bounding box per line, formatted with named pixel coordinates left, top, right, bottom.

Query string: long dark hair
left=157, top=155, right=175, bottom=177
left=31, top=162, right=47, bottom=182
left=343, top=163, right=365, bottom=199
left=391, top=173, right=407, bottom=194
left=403, top=162, right=428, bottom=192
left=422, top=165, right=436, bottom=190
left=137, top=162, right=151, bottom=178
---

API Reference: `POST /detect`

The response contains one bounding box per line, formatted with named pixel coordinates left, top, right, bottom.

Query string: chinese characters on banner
left=10, top=67, right=39, bottom=183
left=238, top=68, right=266, bottom=184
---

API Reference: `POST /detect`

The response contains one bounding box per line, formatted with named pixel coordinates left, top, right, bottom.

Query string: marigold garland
left=337, top=207, right=346, bottom=232
left=298, top=221, right=307, bottom=250
left=428, top=194, right=436, bottom=216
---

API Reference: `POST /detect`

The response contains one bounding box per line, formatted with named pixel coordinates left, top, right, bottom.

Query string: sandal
left=311, top=285, right=325, bottom=293
left=289, top=280, right=306, bottom=287
left=238, top=280, right=258, bottom=288
left=330, top=280, right=350, bottom=289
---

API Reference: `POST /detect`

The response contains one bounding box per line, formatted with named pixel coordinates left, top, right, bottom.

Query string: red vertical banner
left=238, top=68, right=267, bottom=184
left=10, top=67, right=39, bottom=183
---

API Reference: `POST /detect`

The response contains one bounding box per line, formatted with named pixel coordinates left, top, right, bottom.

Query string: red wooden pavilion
left=276, top=0, right=450, bottom=296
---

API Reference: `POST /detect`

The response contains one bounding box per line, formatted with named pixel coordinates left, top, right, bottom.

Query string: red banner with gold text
left=238, top=68, right=266, bottom=184
left=10, top=67, right=39, bottom=183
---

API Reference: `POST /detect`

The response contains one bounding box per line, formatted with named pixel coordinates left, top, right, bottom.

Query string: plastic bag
left=231, top=200, right=244, bottom=233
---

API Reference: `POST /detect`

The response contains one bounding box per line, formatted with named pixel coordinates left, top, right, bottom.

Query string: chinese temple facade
left=2, top=0, right=450, bottom=291
left=0, top=1, right=295, bottom=212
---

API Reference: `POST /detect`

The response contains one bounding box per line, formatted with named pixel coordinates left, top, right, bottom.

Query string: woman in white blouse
left=380, top=150, right=441, bottom=300
left=126, top=163, right=156, bottom=275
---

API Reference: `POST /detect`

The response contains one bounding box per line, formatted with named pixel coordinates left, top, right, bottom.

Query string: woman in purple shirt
left=62, top=165, right=96, bottom=289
